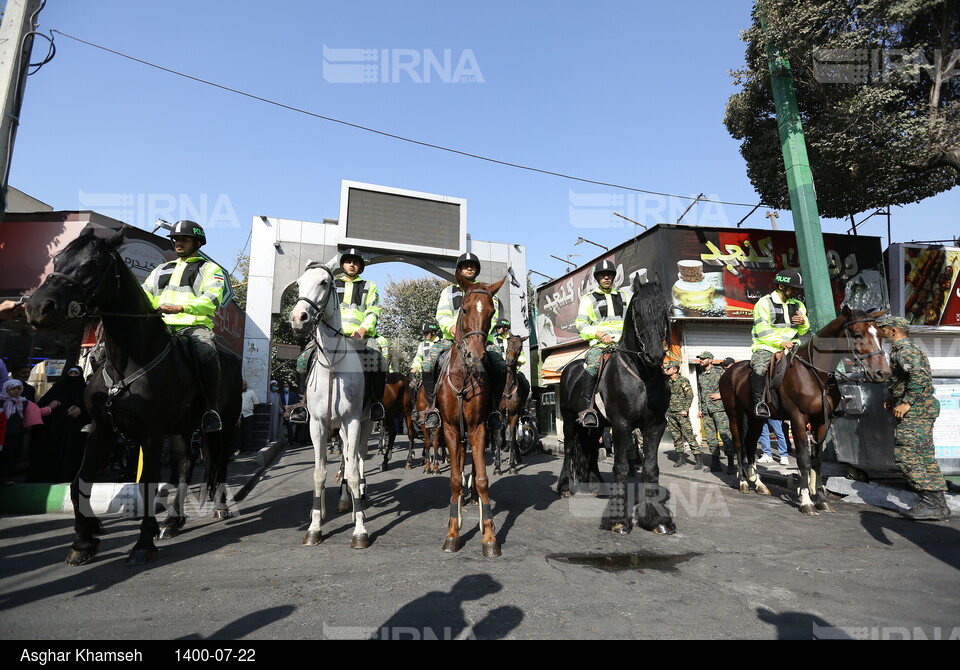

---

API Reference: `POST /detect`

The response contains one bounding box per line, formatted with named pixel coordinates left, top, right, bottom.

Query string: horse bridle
left=841, top=316, right=884, bottom=366
left=296, top=264, right=344, bottom=336
left=47, top=247, right=122, bottom=319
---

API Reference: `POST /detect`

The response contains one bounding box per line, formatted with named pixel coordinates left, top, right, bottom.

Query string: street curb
left=0, top=483, right=72, bottom=514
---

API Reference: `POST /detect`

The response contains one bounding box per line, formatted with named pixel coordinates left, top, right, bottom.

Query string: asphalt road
left=1, top=435, right=958, bottom=642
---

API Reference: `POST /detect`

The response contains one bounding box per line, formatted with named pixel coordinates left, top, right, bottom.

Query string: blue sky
left=9, top=1, right=958, bottom=289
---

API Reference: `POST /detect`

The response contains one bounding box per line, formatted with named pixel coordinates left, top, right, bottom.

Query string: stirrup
left=370, top=402, right=385, bottom=421
left=202, top=410, right=222, bottom=433
left=753, top=402, right=771, bottom=419
left=577, top=408, right=600, bottom=428
left=424, top=409, right=441, bottom=429
left=289, top=406, right=308, bottom=424
left=487, top=411, right=503, bottom=431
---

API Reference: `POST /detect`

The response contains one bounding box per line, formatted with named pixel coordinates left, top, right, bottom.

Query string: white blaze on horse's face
left=290, top=266, right=333, bottom=335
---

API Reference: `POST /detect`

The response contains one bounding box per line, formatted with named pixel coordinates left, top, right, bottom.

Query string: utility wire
left=51, top=29, right=767, bottom=210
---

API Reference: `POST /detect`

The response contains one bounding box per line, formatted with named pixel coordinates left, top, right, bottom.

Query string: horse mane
left=623, top=280, right=669, bottom=362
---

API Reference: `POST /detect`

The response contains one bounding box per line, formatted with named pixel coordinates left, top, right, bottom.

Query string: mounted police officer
left=410, top=322, right=440, bottom=382
left=494, top=318, right=526, bottom=366
left=750, top=269, right=810, bottom=418
left=291, top=249, right=386, bottom=423
left=141, top=220, right=227, bottom=433
left=574, top=260, right=630, bottom=427
left=879, top=315, right=951, bottom=521
left=421, top=252, right=506, bottom=430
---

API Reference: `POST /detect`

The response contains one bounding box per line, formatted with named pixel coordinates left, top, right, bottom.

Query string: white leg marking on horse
left=800, top=488, right=813, bottom=508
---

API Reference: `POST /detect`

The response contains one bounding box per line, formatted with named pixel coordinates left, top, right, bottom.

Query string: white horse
left=290, top=261, right=376, bottom=549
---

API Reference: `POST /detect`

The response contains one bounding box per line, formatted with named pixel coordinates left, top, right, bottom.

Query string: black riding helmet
left=496, top=318, right=511, bottom=331
left=340, top=248, right=365, bottom=274
left=168, top=220, right=206, bottom=247
left=774, top=269, right=803, bottom=289
left=593, top=259, right=616, bottom=280
left=422, top=321, right=440, bottom=334
left=456, top=252, right=481, bottom=274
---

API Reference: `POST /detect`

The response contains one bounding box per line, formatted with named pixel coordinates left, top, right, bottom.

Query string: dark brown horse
left=412, top=382, right=445, bottom=473
left=720, top=306, right=890, bottom=514
left=493, top=334, right=530, bottom=476
left=438, top=275, right=506, bottom=556
left=378, top=372, right=415, bottom=471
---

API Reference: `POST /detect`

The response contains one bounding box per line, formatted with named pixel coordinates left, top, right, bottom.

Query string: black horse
left=558, top=275, right=674, bottom=535
left=25, top=227, right=242, bottom=566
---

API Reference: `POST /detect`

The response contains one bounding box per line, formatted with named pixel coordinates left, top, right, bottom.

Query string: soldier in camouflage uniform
left=696, top=351, right=735, bottom=473
left=663, top=361, right=702, bottom=469
left=879, top=315, right=951, bottom=521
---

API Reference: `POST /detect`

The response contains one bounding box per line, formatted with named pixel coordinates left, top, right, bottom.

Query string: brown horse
left=438, top=275, right=506, bottom=556
left=720, top=306, right=890, bottom=514
left=378, top=372, right=415, bottom=471
left=412, top=382, right=445, bottom=473
left=493, top=334, right=530, bottom=476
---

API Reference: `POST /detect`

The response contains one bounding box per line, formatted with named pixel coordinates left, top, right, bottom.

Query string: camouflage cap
left=663, top=360, right=680, bottom=370
left=877, top=315, right=910, bottom=331
left=697, top=351, right=714, bottom=360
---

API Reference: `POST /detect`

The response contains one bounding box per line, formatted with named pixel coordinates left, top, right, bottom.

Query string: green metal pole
left=761, top=11, right=835, bottom=331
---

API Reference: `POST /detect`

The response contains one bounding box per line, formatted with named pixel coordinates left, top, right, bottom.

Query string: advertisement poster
left=536, top=224, right=886, bottom=350
left=899, top=245, right=960, bottom=327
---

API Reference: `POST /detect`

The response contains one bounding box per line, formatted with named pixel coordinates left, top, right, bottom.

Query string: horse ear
left=869, top=307, right=889, bottom=319
left=631, top=272, right=642, bottom=294
left=520, top=335, right=529, bottom=343
left=488, top=275, right=507, bottom=294
left=105, top=226, right=126, bottom=248
left=841, top=304, right=853, bottom=318
left=456, top=272, right=473, bottom=293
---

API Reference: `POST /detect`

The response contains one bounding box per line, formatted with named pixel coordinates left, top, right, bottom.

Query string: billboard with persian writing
left=536, top=224, right=887, bottom=349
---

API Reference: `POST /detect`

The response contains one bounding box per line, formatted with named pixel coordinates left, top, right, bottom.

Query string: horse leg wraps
left=479, top=502, right=494, bottom=531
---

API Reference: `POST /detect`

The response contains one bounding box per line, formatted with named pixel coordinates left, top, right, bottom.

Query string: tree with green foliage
left=725, top=0, right=959, bottom=219
left=378, top=275, right=447, bottom=372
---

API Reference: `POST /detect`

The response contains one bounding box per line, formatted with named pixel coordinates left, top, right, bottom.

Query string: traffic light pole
left=761, top=15, right=835, bottom=331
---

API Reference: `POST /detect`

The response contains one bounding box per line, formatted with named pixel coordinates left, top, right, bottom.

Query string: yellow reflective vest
left=335, top=274, right=380, bottom=336
left=751, top=292, right=810, bottom=353
left=142, top=255, right=227, bottom=330
left=436, top=282, right=500, bottom=344
left=575, top=287, right=631, bottom=346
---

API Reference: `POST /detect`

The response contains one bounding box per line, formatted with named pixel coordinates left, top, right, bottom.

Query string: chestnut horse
left=438, top=275, right=506, bottom=556
left=412, top=383, right=445, bottom=473
left=378, top=372, right=415, bottom=471
left=720, top=306, right=890, bottom=514
left=493, top=334, right=530, bottom=476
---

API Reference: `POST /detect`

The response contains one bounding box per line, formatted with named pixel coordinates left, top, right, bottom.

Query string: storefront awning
left=541, top=345, right=588, bottom=384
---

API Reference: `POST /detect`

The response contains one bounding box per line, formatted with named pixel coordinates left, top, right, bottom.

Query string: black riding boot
left=200, top=355, right=222, bottom=433
left=750, top=371, right=770, bottom=418
left=488, top=368, right=506, bottom=430
left=423, top=371, right=440, bottom=429
left=369, top=369, right=386, bottom=421
left=674, top=451, right=687, bottom=468
left=709, top=451, right=722, bottom=473
left=577, top=373, right=600, bottom=427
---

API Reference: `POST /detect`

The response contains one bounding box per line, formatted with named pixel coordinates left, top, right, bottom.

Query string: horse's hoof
left=739, top=482, right=751, bottom=494
left=442, top=537, right=460, bottom=553
left=336, top=501, right=351, bottom=514
left=158, top=525, right=179, bottom=540
left=653, top=523, right=675, bottom=535
left=482, top=541, right=502, bottom=558
left=65, top=547, right=98, bottom=567
left=302, top=530, right=322, bottom=546
left=405, top=463, right=413, bottom=470
left=212, top=508, right=232, bottom=521
left=493, top=468, right=502, bottom=476
left=611, top=523, right=630, bottom=535
left=381, top=461, right=389, bottom=471
left=125, top=547, right=159, bottom=566
left=469, top=499, right=479, bottom=506
left=800, top=504, right=820, bottom=516
left=815, top=501, right=835, bottom=513
left=508, top=467, right=518, bottom=475
left=350, top=534, right=370, bottom=550
left=756, top=485, right=771, bottom=496
left=559, top=490, right=573, bottom=499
